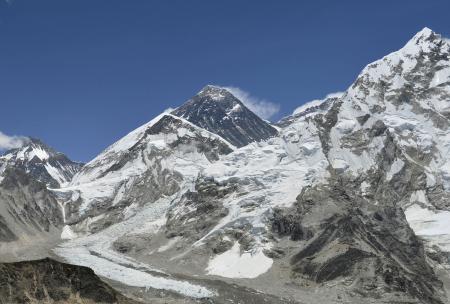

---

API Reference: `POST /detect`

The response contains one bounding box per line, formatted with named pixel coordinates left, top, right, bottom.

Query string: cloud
left=223, top=86, right=280, bottom=120
left=293, top=91, right=344, bottom=115
left=0, top=131, right=29, bottom=150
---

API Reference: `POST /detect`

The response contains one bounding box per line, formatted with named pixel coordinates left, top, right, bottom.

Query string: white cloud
left=293, top=91, right=344, bottom=115
left=223, top=86, right=280, bottom=120
left=0, top=131, right=29, bottom=150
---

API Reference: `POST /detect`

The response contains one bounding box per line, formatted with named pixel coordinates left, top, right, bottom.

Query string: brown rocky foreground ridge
left=0, top=258, right=141, bottom=304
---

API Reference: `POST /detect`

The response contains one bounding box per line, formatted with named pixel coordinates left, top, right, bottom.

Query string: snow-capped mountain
left=172, top=85, right=279, bottom=147
left=61, top=112, right=233, bottom=231
left=2, top=27, right=450, bottom=304
left=0, top=138, right=83, bottom=188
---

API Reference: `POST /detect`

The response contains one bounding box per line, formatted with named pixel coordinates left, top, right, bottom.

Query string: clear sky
left=1, top=0, right=449, bottom=162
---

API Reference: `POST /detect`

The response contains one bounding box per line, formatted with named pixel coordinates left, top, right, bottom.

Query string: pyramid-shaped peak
left=403, top=27, right=449, bottom=51
left=197, top=85, right=235, bottom=101
left=171, top=85, right=278, bottom=147
left=410, top=27, right=438, bottom=43
left=28, top=137, right=55, bottom=150
left=416, top=27, right=434, bottom=37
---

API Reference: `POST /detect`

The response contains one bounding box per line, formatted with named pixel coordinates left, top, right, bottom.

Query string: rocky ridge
left=0, top=138, right=83, bottom=188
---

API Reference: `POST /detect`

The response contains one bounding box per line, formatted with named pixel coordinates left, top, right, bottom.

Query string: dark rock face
left=172, top=85, right=278, bottom=147
left=0, top=138, right=83, bottom=188
left=165, top=177, right=235, bottom=240
left=273, top=176, right=445, bottom=304
left=0, top=258, right=140, bottom=304
left=0, top=168, right=62, bottom=242
left=271, top=207, right=313, bottom=241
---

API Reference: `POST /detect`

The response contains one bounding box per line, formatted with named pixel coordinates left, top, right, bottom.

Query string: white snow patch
left=334, top=119, right=356, bottom=134
left=331, top=159, right=349, bottom=172
left=386, top=159, right=404, bottom=181
left=409, top=190, right=428, bottom=205
left=206, top=242, right=273, bottom=279
left=157, top=237, right=180, bottom=253
left=61, top=225, right=78, bottom=240
left=360, top=181, right=370, bottom=195
left=405, top=204, right=450, bottom=252
left=45, top=163, right=68, bottom=185
left=426, top=172, right=437, bottom=187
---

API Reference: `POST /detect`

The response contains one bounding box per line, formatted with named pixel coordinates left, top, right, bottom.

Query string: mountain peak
left=414, top=27, right=434, bottom=40
left=171, top=86, right=278, bottom=147
left=196, top=85, right=235, bottom=102
left=409, top=27, right=440, bottom=45
left=402, top=27, right=449, bottom=54
left=199, top=84, right=224, bottom=92
left=0, top=137, right=83, bottom=188
left=2, top=137, right=52, bottom=162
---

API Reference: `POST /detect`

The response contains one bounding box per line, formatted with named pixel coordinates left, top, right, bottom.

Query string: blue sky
left=1, top=0, right=449, bottom=162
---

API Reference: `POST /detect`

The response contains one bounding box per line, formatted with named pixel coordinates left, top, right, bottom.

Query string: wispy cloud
left=0, top=131, right=29, bottom=150
left=223, top=86, right=280, bottom=120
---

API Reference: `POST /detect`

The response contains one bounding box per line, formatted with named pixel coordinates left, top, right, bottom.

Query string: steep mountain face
left=0, top=168, right=63, bottom=261
left=2, top=27, right=450, bottom=304
left=0, top=138, right=83, bottom=188
left=61, top=113, right=233, bottom=234
left=172, top=85, right=279, bottom=147
left=0, top=258, right=141, bottom=304
left=266, top=26, right=450, bottom=303
left=323, top=27, right=450, bottom=252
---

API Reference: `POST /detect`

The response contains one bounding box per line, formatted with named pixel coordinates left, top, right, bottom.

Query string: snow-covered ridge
left=63, top=112, right=234, bottom=218
left=349, top=27, right=450, bottom=97
left=319, top=27, right=450, bottom=260
left=70, top=112, right=234, bottom=186
left=0, top=138, right=83, bottom=188
left=292, top=92, right=344, bottom=116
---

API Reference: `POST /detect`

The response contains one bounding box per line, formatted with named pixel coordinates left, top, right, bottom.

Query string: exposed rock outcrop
left=0, top=258, right=140, bottom=304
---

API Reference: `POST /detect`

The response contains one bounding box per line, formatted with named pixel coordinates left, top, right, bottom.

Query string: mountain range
left=1, top=27, right=450, bottom=304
